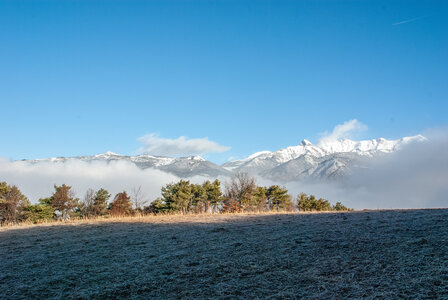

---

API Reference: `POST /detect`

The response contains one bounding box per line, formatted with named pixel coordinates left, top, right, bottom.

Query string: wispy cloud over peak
left=319, top=119, right=368, bottom=144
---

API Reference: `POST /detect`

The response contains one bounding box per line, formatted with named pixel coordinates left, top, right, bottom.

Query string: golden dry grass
left=0, top=211, right=343, bottom=231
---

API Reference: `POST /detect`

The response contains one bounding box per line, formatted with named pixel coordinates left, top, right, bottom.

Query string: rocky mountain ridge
left=25, top=135, right=426, bottom=181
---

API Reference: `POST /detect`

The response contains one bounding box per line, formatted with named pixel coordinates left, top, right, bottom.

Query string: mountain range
left=25, top=135, right=426, bottom=182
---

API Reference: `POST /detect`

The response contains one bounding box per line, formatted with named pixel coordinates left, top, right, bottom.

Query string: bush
left=297, top=193, right=351, bottom=212
left=143, top=198, right=168, bottom=214
left=23, top=202, right=55, bottom=223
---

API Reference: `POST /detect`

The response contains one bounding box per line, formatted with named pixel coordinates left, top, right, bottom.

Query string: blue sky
left=1, top=0, right=447, bottom=164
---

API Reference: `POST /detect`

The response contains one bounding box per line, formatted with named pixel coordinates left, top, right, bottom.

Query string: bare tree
left=224, top=172, right=257, bottom=212
left=80, top=188, right=95, bottom=217
left=131, top=186, right=148, bottom=210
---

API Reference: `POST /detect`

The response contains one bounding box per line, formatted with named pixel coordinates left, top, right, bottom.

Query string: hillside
left=1, top=209, right=447, bottom=299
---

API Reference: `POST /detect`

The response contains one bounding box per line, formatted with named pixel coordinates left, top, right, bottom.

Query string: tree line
left=0, top=173, right=351, bottom=224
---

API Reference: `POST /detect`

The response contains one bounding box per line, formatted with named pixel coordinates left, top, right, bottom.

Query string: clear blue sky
left=1, top=0, right=447, bottom=163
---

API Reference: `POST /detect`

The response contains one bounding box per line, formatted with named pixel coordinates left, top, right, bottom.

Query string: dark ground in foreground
left=1, top=210, right=448, bottom=299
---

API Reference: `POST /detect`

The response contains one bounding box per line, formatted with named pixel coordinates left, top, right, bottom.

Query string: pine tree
left=161, top=180, right=192, bottom=213
left=253, top=186, right=267, bottom=212
left=23, top=198, right=55, bottom=223
left=267, top=185, right=292, bottom=211
left=316, top=198, right=331, bottom=211
left=191, top=184, right=206, bottom=213
left=92, top=188, right=111, bottom=216
left=0, top=182, right=30, bottom=224
left=203, top=179, right=223, bottom=213
left=145, top=197, right=168, bottom=214
left=333, top=201, right=349, bottom=211
left=51, top=184, right=78, bottom=220
left=297, top=193, right=309, bottom=211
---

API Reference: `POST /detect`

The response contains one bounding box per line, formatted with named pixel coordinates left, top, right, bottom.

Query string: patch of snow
left=247, top=151, right=272, bottom=160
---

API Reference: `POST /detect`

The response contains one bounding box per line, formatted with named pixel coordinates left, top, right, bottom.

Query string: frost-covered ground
left=1, top=210, right=448, bottom=299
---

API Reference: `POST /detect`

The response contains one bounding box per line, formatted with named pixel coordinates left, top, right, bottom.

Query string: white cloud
left=137, top=134, right=230, bottom=157
left=0, top=159, right=179, bottom=203
left=0, top=159, right=232, bottom=205
left=319, top=119, right=367, bottom=144
left=339, top=129, right=448, bottom=209
left=392, top=16, right=425, bottom=26
left=264, top=128, right=448, bottom=209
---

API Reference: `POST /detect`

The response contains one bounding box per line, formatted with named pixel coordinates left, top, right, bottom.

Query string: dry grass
left=1, top=209, right=447, bottom=299
left=0, top=211, right=311, bottom=231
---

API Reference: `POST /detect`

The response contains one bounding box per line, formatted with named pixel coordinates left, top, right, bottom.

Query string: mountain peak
left=301, top=139, right=312, bottom=146
left=96, top=151, right=122, bottom=157
left=185, top=155, right=206, bottom=161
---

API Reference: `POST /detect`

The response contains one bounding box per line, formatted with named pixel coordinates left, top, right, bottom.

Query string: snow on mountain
left=27, top=153, right=231, bottom=178
left=23, top=135, right=426, bottom=182
left=317, top=135, right=426, bottom=155
left=222, top=135, right=426, bottom=181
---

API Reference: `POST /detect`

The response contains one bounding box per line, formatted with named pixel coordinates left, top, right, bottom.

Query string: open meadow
left=1, top=209, right=448, bottom=299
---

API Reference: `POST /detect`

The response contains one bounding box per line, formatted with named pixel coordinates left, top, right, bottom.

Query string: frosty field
left=1, top=209, right=447, bottom=299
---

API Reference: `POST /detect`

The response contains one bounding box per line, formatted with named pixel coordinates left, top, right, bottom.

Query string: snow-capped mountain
left=223, top=135, right=426, bottom=181
left=27, top=153, right=232, bottom=178
left=24, top=135, right=426, bottom=182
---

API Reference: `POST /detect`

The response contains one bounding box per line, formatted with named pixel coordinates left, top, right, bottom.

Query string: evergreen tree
left=0, top=182, right=10, bottom=197
left=307, top=195, right=317, bottom=211
left=161, top=180, right=192, bottom=213
left=0, top=182, right=30, bottom=223
left=39, top=197, right=53, bottom=206
left=297, top=193, right=310, bottom=211
left=297, top=193, right=350, bottom=212
left=202, top=180, right=212, bottom=213
left=191, top=184, right=206, bottom=213
left=315, top=198, right=332, bottom=211
left=92, top=188, right=111, bottom=216
left=51, top=184, right=78, bottom=220
left=23, top=198, right=55, bottom=223
left=145, top=197, right=168, bottom=214
left=203, top=179, right=223, bottom=213
left=267, top=185, right=291, bottom=211
left=333, top=201, right=350, bottom=211
left=253, top=186, right=267, bottom=212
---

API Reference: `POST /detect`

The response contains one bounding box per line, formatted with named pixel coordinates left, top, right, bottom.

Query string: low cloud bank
left=1, top=129, right=447, bottom=209
left=342, top=129, right=448, bottom=208
left=277, top=128, right=448, bottom=209
left=0, top=159, right=228, bottom=204
left=0, top=159, right=179, bottom=203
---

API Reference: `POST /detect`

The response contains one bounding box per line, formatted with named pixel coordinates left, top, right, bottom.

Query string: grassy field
left=1, top=209, right=448, bottom=299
